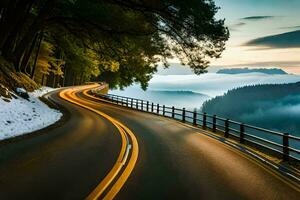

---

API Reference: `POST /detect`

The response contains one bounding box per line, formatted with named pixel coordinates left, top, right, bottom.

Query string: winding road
left=0, top=84, right=299, bottom=200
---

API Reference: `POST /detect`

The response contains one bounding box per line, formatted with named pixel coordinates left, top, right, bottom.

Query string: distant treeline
left=216, top=68, right=287, bottom=75
left=202, top=82, right=300, bottom=134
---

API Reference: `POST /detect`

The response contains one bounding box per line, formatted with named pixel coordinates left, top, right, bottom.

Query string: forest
left=202, top=82, right=300, bottom=134
left=0, top=0, right=228, bottom=91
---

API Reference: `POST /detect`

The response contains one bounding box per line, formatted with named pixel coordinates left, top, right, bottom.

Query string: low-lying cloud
left=279, top=25, right=300, bottom=30
left=201, top=82, right=300, bottom=137
left=239, top=95, right=300, bottom=135
left=148, top=73, right=300, bottom=97
left=112, top=73, right=300, bottom=109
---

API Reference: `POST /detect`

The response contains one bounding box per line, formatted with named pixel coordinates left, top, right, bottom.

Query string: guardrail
left=91, top=92, right=300, bottom=162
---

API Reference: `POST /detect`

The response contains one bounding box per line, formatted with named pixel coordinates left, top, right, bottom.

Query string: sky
left=207, top=0, right=300, bottom=74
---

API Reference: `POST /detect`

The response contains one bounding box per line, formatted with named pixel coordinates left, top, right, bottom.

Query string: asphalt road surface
left=0, top=85, right=299, bottom=200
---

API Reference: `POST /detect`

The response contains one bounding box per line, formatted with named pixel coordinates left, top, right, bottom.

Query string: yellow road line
left=60, top=88, right=127, bottom=198
left=103, top=122, right=139, bottom=200
left=58, top=85, right=139, bottom=200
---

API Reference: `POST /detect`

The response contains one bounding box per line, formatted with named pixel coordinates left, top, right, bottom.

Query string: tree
left=33, top=39, right=55, bottom=85
left=0, top=0, right=229, bottom=89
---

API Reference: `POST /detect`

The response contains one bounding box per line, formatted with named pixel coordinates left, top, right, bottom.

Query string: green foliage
left=0, top=0, right=229, bottom=88
left=57, top=34, right=100, bottom=79
left=33, top=40, right=56, bottom=84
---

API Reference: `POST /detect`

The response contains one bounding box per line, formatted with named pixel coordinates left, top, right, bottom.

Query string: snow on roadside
left=0, top=87, right=62, bottom=140
left=30, top=86, right=58, bottom=97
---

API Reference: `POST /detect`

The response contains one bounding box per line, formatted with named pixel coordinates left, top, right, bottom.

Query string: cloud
left=244, top=30, right=300, bottom=48
left=228, top=22, right=247, bottom=32
left=279, top=25, right=300, bottom=30
left=233, top=22, right=246, bottom=27
left=237, top=94, right=300, bottom=134
left=241, top=16, right=276, bottom=20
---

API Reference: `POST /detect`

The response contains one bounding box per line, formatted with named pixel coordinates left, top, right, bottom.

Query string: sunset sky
left=210, top=0, right=300, bottom=74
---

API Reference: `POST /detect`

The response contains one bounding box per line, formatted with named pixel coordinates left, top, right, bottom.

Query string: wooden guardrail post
left=203, top=113, right=207, bottom=129
left=225, top=119, right=229, bottom=138
left=182, top=108, right=186, bottom=122
left=151, top=102, right=154, bottom=112
left=157, top=104, right=159, bottom=114
left=193, top=110, right=197, bottom=126
left=146, top=101, right=149, bottom=112
left=240, top=123, right=245, bottom=143
left=212, top=115, right=217, bottom=132
left=172, top=106, right=175, bottom=118
left=131, top=98, right=133, bottom=108
left=141, top=100, right=144, bottom=110
left=163, top=105, right=165, bottom=116
left=283, top=133, right=289, bottom=161
left=136, top=99, right=138, bottom=109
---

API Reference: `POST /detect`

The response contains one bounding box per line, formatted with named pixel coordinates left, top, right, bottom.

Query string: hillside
left=0, top=57, right=38, bottom=93
left=217, top=68, right=287, bottom=75
left=201, top=82, right=300, bottom=135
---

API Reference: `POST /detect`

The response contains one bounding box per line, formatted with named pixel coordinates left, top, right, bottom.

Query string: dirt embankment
left=0, top=57, right=38, bottom=98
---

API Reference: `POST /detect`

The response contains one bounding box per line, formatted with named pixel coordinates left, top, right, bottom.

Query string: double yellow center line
left=59, top=85, right=139, bottom=200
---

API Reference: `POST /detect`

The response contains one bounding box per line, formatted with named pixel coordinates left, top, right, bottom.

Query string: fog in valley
left=112, top=73, right=300, bottom=136
left=112, top=73, right=300, bottom=109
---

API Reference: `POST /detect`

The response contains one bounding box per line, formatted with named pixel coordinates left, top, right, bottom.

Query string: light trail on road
left=59, top=85, right=139, bottom=200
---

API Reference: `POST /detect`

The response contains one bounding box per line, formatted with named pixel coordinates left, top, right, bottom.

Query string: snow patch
left=0, top=87, right=62, bottom=140
left=30, top=87, right=58, bottom=98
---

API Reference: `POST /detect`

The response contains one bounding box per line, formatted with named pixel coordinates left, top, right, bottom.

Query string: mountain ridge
left=217, top=68, right=287, bottom=75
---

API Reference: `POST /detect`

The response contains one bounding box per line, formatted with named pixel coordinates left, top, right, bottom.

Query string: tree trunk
left=12, top=0, right=55, bottom=71
left=0, top=0, right=17, bottom=49
left=21, top=32, right=39, bottom=74
left=79, top=73, right=83, bottom=85
left=62, top=64, right=67, bottom=87
left=41, top=74, right=45, bottom=86
left=1, top=0, right=35, bottom=56
left=31, top=31, right=43, bottom=79
left=72, top=73, right=76, bottom=86
left=52, top=75, right=56, bottom=88
left=0, top=0, right=35, bottom=51
left=13, top=24, right=41, bottom=71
